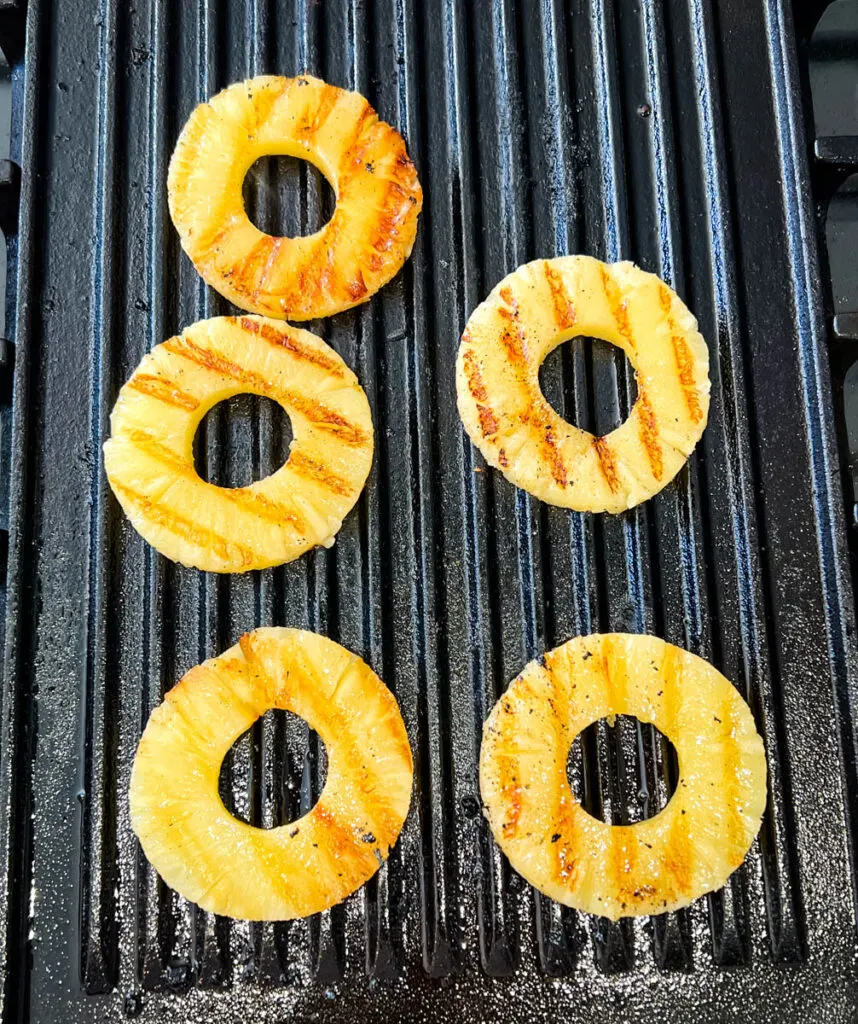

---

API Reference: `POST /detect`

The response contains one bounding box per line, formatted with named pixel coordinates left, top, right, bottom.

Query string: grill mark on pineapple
left=119, top=429, right=190, bottom=475
left=600, top=264, right=636, bottom=351
left=345, top=268, right=368, bottom=301
left=111, top=481, right=255, bottom=567
left=126, top=374, right=200, bottom=411
left=284, top=390, right=369, bottom=446
left=461, top=348, right=500, bottom=437
left=236, top=317, right=344, bottom=375
left=118, top=428, right=308, bottom=531
left=496, top=286, right=528, bottom=370
left=287, top=449, right=352, bottom=496
left=165, top=334, right=278, bottom=394
left=540, top=420, right=567, bottom=487
left=164, top=334, right=368, bottom=446
left=250, top=78, right=290, bottom=134
left=497, top=750, right=524, bottom=840
left=592, top=436, right=620, bottom=492
left=223, top=487, right=307, bottom=531
left=671, top=335, right=704, bottom=424
left=523, top=396, right=569, bottom=487
left=544, top=664, right=579, bottom=888
left=300, top=81, right=341, bottom=139
left=228, top=235, right=279, bottom=300
left=251, top=238, right=284, bottom=306
left=365, top=179, right=415, bottom=270
left=658, top=283, right=704, bottom=424
left=609, top=829, right=641, bottom=909
left=348, top=759, right=404, bottom=848
left=658, top=644, right=693, bottom=899
left=600, top=636, right=620, bottom=707
left=311, top=802, right=378, bottom=878
left=663, top=803, right=694, bottom=900
left=338, top=103, right=378, bottom=174
left=544, top=261, right=576, bottom=329
left=636, top=390, right=664, bottom=480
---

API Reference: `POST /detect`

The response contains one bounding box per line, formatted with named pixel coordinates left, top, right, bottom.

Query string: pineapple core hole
left=242, top=155, right=336, bottom=237
left=538, top=336, right=638, bottom=435
left=219, top=709, right=328, bottom=828
left=566, top=715, right=677, bottom=825
left=194, top=394, right=293, bottom=488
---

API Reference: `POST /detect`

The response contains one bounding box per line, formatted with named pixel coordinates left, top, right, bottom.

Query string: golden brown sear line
left=671, top=334, right=704, bottom=424
left=250, top=79, right=290, bottom=132
left=600, top=263, right=636, bottom=350
left=542, top=423, right=568, bottom=488
left=163, top=335, right=277, bottom=397
left=112, top=480, right=255, bottom=567
left=220, top=487, right=306, bottom=531
left=497, top=754, right=523, bottom=840
left=337, top=103, right=378, bottom=171
left=345, top=271, right=368, bottom=301
left=227, top=235, right=280, bottom=299
left=461, top=348, right=489, bottom=404
left=636, top=390, right=664, bottom=480
left=250, top=238, right=285, bottom=306
left=121, top=428, right=190, bottom=475
left=236, top=316, right=344, bottom=375
left=592, top=436, right=620, bottom=492
left=281, top=388, right=368, bottom=446
left=287, top=449, right=353, bottom=497
left=126, top=374, right=201, bottom=411
left=544, top=260, right=577, bottom=329
left=476, top=404, right=499, bottom=438
left=302, top=81, right=340, bottom=138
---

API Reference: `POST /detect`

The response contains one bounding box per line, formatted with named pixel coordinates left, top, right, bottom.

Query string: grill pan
left=1, top=0, right=857, bottom=1021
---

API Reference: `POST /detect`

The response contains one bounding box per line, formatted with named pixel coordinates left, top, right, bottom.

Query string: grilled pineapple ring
left=130, top=628, right=413, bottom=920
left=103, top=315, right=373, bottom=573
left=456, top=256, right=710, bottom=512
left=480, top=634, right=767, bottom=920
left=168, top=74, right=422, bottom=320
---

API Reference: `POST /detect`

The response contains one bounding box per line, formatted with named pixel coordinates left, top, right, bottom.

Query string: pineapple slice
left=130, top=627, right=413, bottom=921
left=456, top=256, right=710, bottom=512
left=480, top=634, right=767, bottom=919
left=103, top=315, right=373, bottom=572
left=168, top=74, right=422, bottom=321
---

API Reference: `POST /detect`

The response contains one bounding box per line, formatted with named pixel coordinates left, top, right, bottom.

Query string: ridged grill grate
left=1, top=0, right=857, bottom=1021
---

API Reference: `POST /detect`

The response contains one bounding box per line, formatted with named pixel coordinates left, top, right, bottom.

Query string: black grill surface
left=1, top=1, right=857, bottom=1021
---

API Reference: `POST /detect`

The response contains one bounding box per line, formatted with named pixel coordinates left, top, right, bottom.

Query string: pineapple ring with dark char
left=103, top=315, right=373, bottom=572
left=455, top=256, right=710, bottom=512
left=130, top=628, right=414, bottom=921
left=479, top=634, right=767, bottom=920
left=168, top=74, right=423, bottom=320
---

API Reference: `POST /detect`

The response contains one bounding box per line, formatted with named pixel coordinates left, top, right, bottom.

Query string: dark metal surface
left=1, top=0, right=857, bottom=1021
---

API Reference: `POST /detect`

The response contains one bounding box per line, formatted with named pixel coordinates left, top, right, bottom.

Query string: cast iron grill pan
left=0, top=0, right=857, bottom=1021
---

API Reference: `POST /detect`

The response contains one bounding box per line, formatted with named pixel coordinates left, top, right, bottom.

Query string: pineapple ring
left=479, top=634, right=767, bottom=920
left=456, top=256, right=710, bottom=512
left=130, top=628, right=414, bottom=921
left=168, top=74, right=423, bottom=320
left=103, top=315, right=373, bottom=573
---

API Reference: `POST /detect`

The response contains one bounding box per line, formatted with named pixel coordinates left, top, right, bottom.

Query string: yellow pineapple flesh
left=103, top=315, right=373, bottom=572
left=456, top=256, right=710, bottom=512
left=168, top=74, right=422, bottom=321
left=480, top=634, right=767, bottom=919
left=130, top=627, right=413, bottom=921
